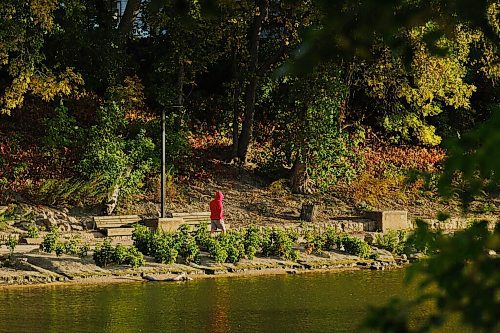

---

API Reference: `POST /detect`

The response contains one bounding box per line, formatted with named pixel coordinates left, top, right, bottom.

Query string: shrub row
left=133, top=223, right=374, bottom=264
left=303, top=227, right=372, bottom=258
left=40, top=227, right=90, bottom=258
left=93, top=239, right=145, bottom=268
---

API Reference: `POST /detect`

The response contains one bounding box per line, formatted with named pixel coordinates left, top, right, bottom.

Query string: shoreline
left=0, top=255, right=405, bottom=290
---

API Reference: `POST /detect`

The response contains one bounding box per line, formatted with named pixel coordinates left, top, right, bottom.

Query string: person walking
left=210, top=191, right=226, bottom=234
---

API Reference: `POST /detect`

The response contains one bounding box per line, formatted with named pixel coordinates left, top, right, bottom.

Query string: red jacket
left=210, top=191, right=224, bottom=219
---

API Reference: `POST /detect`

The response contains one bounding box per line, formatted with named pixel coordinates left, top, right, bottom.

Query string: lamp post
left=161, top=105, right=183, bottom=218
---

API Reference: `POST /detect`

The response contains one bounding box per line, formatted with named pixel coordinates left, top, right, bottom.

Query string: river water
left=0, top=269, right=469, bottom=333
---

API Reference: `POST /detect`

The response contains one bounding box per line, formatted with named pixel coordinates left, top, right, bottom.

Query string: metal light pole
left=160, top=105, right=183, bottom=218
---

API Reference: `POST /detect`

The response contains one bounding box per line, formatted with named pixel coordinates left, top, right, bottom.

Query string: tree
left=0, top=0, right=82, bottom=114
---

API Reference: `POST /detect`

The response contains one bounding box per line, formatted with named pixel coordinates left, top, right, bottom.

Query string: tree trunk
left=300, top=204, right=317, bottom=222
left=105, top=184, right=120, bottom=215
left=176, top=57, right=185, bottom=126
left=290, top=158, right=313, bottom=194
left=237, top=0, right=268, bottom=162
left=237, top=78, right=258, bottom=161
left=118, top=0, right=141, bottom=35
left=231, top=49, right=240, bottom=158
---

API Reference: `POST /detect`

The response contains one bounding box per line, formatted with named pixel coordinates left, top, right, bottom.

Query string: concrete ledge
left=143, top=218, right=186, bottom=232
left=365, top=210, right=408, bottom=232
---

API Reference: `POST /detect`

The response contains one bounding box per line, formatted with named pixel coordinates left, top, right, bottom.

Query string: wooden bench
left=144, top=212, right=229, bottom=232
left=93, top=215, right=142, bottom=237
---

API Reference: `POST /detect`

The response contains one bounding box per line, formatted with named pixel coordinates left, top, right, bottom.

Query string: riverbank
left=0, top=245, right=405, bottom=289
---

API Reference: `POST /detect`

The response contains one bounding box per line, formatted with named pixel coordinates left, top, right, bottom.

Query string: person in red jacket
left=210, top=191, right=226, bottom=234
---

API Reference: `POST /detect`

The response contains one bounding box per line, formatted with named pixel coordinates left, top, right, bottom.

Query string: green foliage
left=34, top=176, right=109, bottom=206
left=113, top=244, right=129, bottom=264
left=304, top=228, right=325, bottom=255
left=125, top=246, right=145, bottom=268
left=27, top=223, right=40, bottom=238
left=207, top=238, right=228, bottom=264
left=261, top=228, right=299, bottom=261
left=150, top=232, right=179, bottom=265
left=92, top=239, right=115, bottom=268
left=439, top=106, right=500, bottom=208
left=404, top=219, right=441, bottom=255
left=243, top=225, right=261, bottom=260
left=5, top=235, right=17, bottom=259
left=195, top=222, right=211, bottom=251
left=40, top=227, right=59, bottom=253
left=42, top=102, right=80, bottom=149
left=323, top=227, right=340, bottom=251
left=174, top=225, right=199, bottom=263
left=78, top=102, right=156, bottom=201
left=78, top=243, right=90, bottom=258
left=132, top=224, right=152, bottom=254
left=338, top=234, right=372, bottom=258
left=374, top=230, right=407, bottom=255
left=272, top=65, right=359, bottom=191
left=54, top=242, right=65, bottom=256
left=219, top=231, right=246, bottom=264
left=92, top=239, right=144, bottom=268
left=62, top=236, right=81, bottom=256
left=365, top=221, right=500, bottom=332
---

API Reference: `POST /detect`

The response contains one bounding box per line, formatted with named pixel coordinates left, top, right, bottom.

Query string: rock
left=14, top=221, right=32, bottom=230
left=70, top=224, right=84, bottom=231
left=67, top=216, right=78, bottom=224
left=43, top=217, right=58, bottom=229
left=487, top=250, right=496, bottom=256
left=57, top=223, right=72, bottom=232
left=400, top=254, right=407, bottom=260
left=82, top=219, right=95, bottom=230
left=55, top=212, right=67, bottom=220
left=364, top=233, right=375, bottom=244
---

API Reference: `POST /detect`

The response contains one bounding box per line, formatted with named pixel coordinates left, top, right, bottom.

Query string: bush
left=40, top=227, right=60, bottom=253
left=244, top=226, right=261, bottom=259
left=132, top=224, right=152, bottom=254
left=93, top=239, right=115, bottom=267
left=207, top=238, right=228, bottom=263
left=261, top=228, right=299, bottom=260
left=322, top=227, right=339, bottom=251
left=195, top=222, right=211, bottom=251
left=374, top=230, right=407, bottom=254
left=125, top=247, right=145, bottom=268
left=5, top=235, right=17, bottom=259
left=175, top=225, right=199, bottom=263
left=78, top=103, right=156, bottom=203
left=63, top=236, right=81, bottom=256
left=220, top=231, right=245, bottom=263
left=27, top=223, right=40, bottom=238
left=151, top=232, right=178, bottom=264
left=304, top=228, right=325, bottom=255
left=92, top=239, right=145, bottom=268
left=339, top=234, right=372, bottom=258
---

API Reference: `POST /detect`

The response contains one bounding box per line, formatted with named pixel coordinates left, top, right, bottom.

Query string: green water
left=0, top=270, right=469, bottom=333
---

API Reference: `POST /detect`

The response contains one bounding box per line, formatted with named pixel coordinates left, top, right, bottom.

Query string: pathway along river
left=0, top=269, right=470, bottom=333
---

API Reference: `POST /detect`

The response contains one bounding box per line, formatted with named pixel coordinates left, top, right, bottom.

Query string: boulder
left=57, top=223, right=72, bottom=233
left=67, top=216, right=78, bottom=224
left=70, top=224, right=84, bottom=231
left=42, top=217, right=58, bottom=229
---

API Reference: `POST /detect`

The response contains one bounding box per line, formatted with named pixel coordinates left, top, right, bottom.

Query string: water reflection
left=0, top=270, right=470, bottom=333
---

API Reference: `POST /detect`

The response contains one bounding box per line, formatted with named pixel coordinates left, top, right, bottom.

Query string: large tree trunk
left=118, top=0, right=141, bottom=35
left=176, top=57, right=185, bottom=126
left=290, top=158, right=313, bottom=194
left=231, top=48, right=241, bottom=159
left=237, top=0, right=268, bottom=162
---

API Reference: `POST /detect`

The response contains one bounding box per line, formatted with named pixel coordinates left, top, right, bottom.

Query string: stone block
left=143, top=217, right=185, bottom=232
left=365, top=210, right=408, bottom=232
